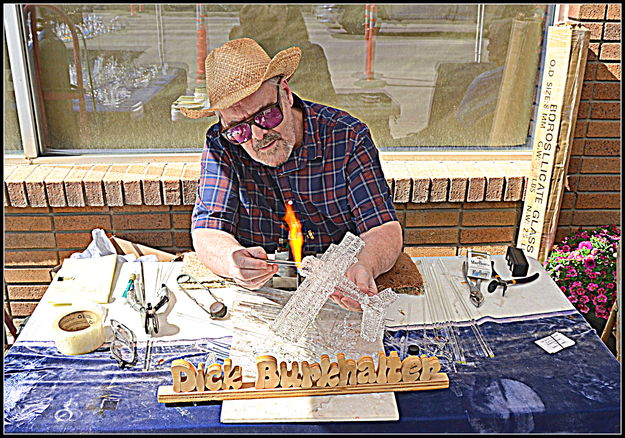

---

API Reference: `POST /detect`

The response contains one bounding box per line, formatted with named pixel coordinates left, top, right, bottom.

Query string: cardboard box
left=109, top=235, right=178, bottom=262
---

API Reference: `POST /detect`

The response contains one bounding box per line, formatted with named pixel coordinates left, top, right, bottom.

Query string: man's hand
left=329, top=262, right=378, bottom=312
left=228, top=246, right=278, bottom=289
left=329, top=221, right=402, bottom=312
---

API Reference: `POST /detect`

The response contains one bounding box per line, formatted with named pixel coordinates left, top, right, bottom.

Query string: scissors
left=176, top=274, right=228, bottom=319
left=462, top=261, right=485, bottom=308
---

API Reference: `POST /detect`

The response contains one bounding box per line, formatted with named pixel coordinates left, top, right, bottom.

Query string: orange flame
left=283, top=201, right=303, bottom=268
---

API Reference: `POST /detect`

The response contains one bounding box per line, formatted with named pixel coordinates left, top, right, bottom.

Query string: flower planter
left=584, top=312, right=607, bottom=334
left=545, top=225, right=620, bottom=357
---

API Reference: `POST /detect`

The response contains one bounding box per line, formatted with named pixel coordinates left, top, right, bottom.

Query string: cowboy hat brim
left=180, top=45, right=302, bottom=119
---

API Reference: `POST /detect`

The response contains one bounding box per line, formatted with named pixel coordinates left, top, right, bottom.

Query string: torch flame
left=283, top=201, right=303, bottom=268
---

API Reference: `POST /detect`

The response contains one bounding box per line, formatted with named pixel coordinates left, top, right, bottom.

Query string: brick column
left=555, top=4, right=621, bottom=242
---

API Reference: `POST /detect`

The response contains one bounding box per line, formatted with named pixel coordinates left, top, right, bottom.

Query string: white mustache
left=253, top=133, right=281, bottom=152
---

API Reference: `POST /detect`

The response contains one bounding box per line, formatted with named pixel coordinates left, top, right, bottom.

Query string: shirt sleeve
left=345, top=125, right=398, bottom=234
left=191, top=136, right=240, bottom=234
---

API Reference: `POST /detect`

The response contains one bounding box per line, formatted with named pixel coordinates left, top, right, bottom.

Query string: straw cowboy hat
left=180, top=38, right=302, bottom=119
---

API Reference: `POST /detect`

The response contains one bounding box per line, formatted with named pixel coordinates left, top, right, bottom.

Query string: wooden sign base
left=158, top=372, right=449, bottom=403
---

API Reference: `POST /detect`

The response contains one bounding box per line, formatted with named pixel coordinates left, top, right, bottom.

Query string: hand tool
left=487, top=261, right=539, bottom=296
left=144, top=288, right=170, bottom=335
left=144, top=263, right=176, bottom=335
left=462, top=261, right=484, bottom=308
left=176, top=274, right=228, bottom=319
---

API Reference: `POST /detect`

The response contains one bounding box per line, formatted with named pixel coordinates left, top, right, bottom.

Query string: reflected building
left=229, top=5, right=338, bottom=107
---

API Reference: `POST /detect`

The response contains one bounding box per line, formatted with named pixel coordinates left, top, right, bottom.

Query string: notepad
left=44, top=254, right=118, bottom=306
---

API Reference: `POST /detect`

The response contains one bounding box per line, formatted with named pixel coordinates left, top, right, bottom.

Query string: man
left=182, top=38, right=402, bottom=312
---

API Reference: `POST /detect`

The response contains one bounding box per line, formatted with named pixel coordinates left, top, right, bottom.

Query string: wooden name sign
left=157, top=351, right=449, bottom=403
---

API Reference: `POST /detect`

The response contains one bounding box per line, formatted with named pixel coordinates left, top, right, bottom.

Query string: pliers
left=487, top=261, right=539, bottom=296
left=144, top=286, right=170, bottom=335
left=462, top=261, right=484, bottom=308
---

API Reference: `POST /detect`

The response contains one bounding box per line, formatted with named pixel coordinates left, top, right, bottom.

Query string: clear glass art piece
left=270, top=232, right=398, bottom=343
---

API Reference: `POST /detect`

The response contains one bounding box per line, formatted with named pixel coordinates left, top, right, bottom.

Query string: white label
left=535, top=331, right=575, bottom=354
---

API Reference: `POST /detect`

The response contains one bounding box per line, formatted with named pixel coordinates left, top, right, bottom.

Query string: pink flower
left=575, top=287, right=587, bottom=296
left=607, top=283, right=615, bottom=289
left=596, top=287, right=606, bottom=295
left=583, top=257, right=597, bottom=269
left=579, top=295, right=590, bottom=304
left=579, top=241, right=593, bottom=250
left=562, top=244, right=571, bottom=252
left=596, top=294, right=608, bottom=303
left=578, top=304, right=590, bottom=313
left=568, top=295, right=578, bottom=304
left=587, top=283, right=598, bottom=291
left=560, top=286, right=567, bottom=293
left=595, top=304, right=606, bottom=314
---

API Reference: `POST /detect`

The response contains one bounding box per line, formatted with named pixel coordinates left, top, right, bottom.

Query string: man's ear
left=215, top=111, right=224, bottom=128
left=280, top=78, right=294, bottom=106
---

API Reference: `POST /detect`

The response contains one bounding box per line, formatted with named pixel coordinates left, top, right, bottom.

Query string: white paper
left=535, top=332, right=576, bottom=354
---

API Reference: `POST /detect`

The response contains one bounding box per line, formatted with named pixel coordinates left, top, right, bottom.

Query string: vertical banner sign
left=517, top=27, right=572, bottom=259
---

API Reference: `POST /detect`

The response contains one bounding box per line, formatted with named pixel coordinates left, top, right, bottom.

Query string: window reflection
left=4, top=34, right=22, bottom=154
left=20, top=4, right=548, bottom=153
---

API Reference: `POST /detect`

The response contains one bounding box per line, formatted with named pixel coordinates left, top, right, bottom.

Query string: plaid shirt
left=192, top=94, right=397, bottom=254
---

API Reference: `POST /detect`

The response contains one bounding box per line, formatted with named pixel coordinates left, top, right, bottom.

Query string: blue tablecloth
left=4, top=311, right=620, bottom=433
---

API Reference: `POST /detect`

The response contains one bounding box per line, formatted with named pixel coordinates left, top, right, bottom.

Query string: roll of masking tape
left=53, top=309, right=105, bottom=355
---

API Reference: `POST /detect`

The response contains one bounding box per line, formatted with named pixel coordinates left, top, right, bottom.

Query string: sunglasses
left=220, top=84, right=284, bottom=145
left=109, top=319, right=137, bottom=368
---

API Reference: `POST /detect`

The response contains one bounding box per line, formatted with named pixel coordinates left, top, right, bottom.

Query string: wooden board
left=539, top=25, right=590, bottom=262
left=158, top=372, right=448, bottom=403
left=517, top=25, right=573, bottom=259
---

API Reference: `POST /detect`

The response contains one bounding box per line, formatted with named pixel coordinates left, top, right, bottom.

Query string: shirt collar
left=278, top=93, right=323, bottom=174
left=296, top=93, right=324, bottom=162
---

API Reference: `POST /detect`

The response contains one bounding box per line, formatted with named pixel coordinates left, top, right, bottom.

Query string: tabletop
left=3, top=255, right=621, bottom=433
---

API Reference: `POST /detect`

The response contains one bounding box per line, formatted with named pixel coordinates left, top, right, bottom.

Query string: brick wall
left=555, top=4, right=622, bottom=242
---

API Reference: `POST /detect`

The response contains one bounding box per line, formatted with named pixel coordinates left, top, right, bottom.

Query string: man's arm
left=356, top=220, right=403, bottom=279
left=330, top=221, right=403, bottom=311
left=192, top=228, right=277, bottom=289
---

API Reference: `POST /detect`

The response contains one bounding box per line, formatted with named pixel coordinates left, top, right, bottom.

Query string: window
left=8, top=4, right=551, bottom=156
left=4, top=33, right=22, bottom=155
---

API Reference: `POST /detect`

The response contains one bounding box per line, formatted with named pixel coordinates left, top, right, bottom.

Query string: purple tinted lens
left=225, top=123, right=252, bottom=144
left=254, top=106, right=283, bottom=129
